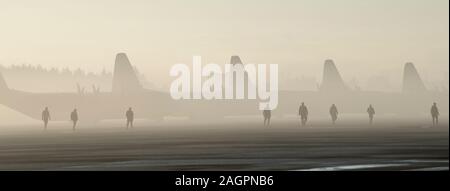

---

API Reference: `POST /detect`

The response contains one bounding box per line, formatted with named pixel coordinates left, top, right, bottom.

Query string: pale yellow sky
left=0, top=0, right=448, bottom=89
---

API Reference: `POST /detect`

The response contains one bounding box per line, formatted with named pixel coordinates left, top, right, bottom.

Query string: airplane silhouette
left=0, top=53, right=448, bottom=123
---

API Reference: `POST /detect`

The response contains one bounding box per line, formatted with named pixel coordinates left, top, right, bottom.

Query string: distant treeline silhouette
left=0, top=64, right=113, bottom=78
left=0, top=64, right=155, bottom=93
left=0, top=64, right=447, bottom=93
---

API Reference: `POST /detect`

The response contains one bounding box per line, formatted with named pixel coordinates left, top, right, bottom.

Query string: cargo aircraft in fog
left=0, top=53, right=448, bottom=123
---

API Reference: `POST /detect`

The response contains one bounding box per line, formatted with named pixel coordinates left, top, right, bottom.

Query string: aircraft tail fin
left=402, top=62, right=426, bottom=93
left=112, top=53, right=142, bottom=93
left=319, top=59, right=348, bottom=92
left=230, top=55, right=243, bottom=65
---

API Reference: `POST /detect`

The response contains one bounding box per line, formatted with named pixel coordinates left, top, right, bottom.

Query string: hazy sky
left=0, top=0, right=448, bottom=89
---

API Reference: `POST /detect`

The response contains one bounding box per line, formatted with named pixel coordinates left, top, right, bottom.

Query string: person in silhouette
left=431, top=102, right=439, bottom=126
left=367, top=104, right=375, bottom=125
left=70, top=109, right=78, bottom=130
left=298, top=102, right=308, bottom=126
left=329, top=104, right=338, bottom=125
left=126, top=107, right=134, bottom=128
left=41, top=107, right=51, bottom=129
left=263, top=105, right=272, bottom=126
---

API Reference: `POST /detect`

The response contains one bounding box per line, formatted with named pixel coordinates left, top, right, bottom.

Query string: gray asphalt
left=0, top=121, right=448, bottom=171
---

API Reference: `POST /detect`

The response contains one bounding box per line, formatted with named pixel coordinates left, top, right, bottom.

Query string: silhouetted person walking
left=298, top=102, right=308, bottom=126
left=367, top=105, right=375, bottom=125
left=431, top=102, right=439, bottom=126
left=263, top=105, right=271, bottom=126
left=126, top=107, right=134, bottom=128
left=70, top=109, right=78, bottom=131
left=329, top=104, right=338, bottom=125
left=42, top=107, right=51, bottom=129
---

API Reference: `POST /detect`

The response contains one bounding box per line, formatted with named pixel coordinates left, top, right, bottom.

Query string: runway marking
left=409, top=167, right=449, bottom=171
left=399, top=160, right=449, bottom=163
left=294, top=164, right=409, bottom=171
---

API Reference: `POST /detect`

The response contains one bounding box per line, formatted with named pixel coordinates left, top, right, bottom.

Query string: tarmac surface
left=0, top=120, right=448, bottom=171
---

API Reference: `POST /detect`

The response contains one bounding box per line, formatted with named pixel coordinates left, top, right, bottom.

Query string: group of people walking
left=262, top=102, right=440, bottom=127
left=41, top=107, right=134, bottom=130
left=297, top=103, right=341, bottom=126
left=42, top=108, right=80, bottom=130
left=40, top=102, right=440, bottom=129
